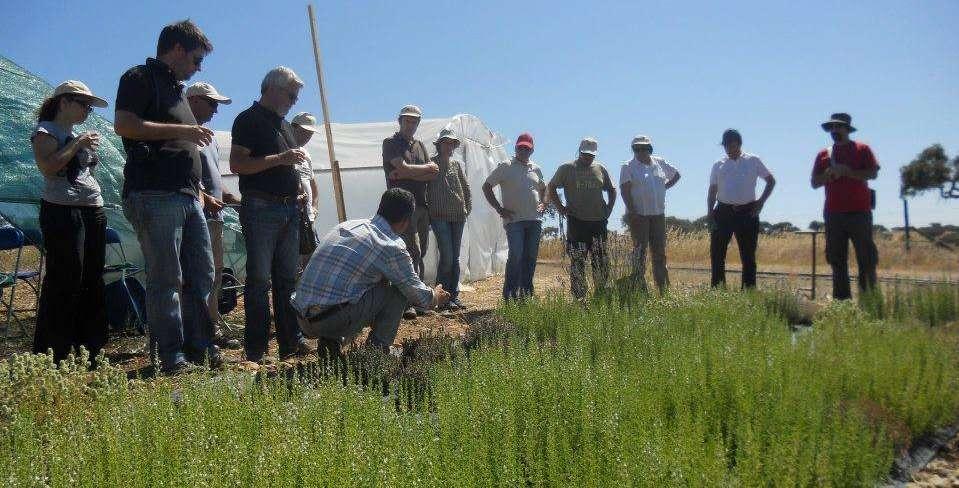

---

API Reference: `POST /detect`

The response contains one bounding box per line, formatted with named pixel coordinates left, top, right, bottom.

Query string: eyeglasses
left=70, top=97, right=93, bottom=113
left=284, top=88, right=299, bottom=104
left=192, top=55, right=204, bottom=68
left=203, top=98, right=219, bottom=110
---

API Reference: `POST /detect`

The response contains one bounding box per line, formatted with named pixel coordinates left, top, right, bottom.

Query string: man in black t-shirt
left=382, top=104, right=438, bottom=317
left=114, top=20, right=221, bottom=375
left=229, top=66, right=314, bottom=363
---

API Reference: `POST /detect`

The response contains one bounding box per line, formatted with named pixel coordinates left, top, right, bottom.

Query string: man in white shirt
left=619, top=135, right=680, bottom=292
left=706, top=129, right=776, bottom=289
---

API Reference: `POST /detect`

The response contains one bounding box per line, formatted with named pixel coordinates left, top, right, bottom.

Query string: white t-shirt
left=620, top=156, right=678, bottom=216
left=297, top=152, right=316, bottom=221
left=484, top=158, right=546, bottom=225
left=709, top=152, right=771, bottom=205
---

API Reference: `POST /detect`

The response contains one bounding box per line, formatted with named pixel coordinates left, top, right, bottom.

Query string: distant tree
left=900, top=144, right=959, bottom=199
left=766, top=222, right=800, bottom=234
left=873, top=224, right=889, bottom=235
left=808, top=221, right=824, bottom=231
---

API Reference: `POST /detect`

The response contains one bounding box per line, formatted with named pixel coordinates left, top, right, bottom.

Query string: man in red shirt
left=811, top=113, right=880, bottom=299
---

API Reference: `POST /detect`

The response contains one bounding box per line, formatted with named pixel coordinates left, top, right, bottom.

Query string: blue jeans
left=240, top=197, right=303, bottom=360
left=504, top=220, right=542, bottom=300
left=430, top=219, right=465, bottom=300
left=122, top=191, right=215, bottom=369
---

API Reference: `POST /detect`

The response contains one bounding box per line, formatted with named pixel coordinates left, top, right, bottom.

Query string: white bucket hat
left=631, top=134, right=653, bottom=147
left=435, top=128, right=460, bottom=145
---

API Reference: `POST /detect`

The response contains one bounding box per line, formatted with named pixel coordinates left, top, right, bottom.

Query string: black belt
left=306, top=302, right=349, bottom=322
left=245, top=189, right=298, bottom=205
left=718, top=201, right=757, bottom=213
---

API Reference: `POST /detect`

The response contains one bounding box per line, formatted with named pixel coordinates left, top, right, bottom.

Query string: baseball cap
left=578, top=137, right=598, bottom=155
left=51, top=80, right=108, bottom=108
left=291, top=112, right=321, bottom=132
left=631, top=135, right=652, bottom=147
left=185, top=81, right=232, bottom=104
left=516, top=132, right=534, bottom=150
left=398, top=104, right=422, bottom=119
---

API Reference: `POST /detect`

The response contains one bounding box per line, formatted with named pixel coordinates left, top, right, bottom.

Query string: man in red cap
left=811, top=113, right=880, bottom=299
left=483, top=133, right=548, bottom=300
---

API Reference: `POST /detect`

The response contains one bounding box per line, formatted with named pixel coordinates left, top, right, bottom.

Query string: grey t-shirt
left=484, top=158, right=546, bottom=225
left=199, top=138, right=224, bottom=220
left=33, top=121, right=103, bottom=207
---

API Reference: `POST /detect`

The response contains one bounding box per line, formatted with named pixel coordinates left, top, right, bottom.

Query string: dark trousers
left=825, top=211, right=879, bottom=300
left=33, top=201, right=108, bottom=364
left=710, top=202, right=760, bottom=289
left=566, top=216, right=609, bottom=299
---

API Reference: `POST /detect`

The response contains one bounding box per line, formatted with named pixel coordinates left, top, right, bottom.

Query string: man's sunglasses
left=69, top=97, right=93, bottom=113
left=192, top=55, right=204, bottom=68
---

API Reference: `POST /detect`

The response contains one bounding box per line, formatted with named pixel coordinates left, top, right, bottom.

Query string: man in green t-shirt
left=548, top=137, right=617, bottom=299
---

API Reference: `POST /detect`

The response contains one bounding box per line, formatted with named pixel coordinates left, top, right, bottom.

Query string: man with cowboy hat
left=548, top=137, right=616, bottom=300
left=382, top=104, right=439, bottom=318
left=811, top=113, right=880, bottom=299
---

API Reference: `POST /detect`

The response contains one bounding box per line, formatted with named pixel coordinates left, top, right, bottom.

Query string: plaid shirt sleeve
left=375, top=243, right=434, bottom=309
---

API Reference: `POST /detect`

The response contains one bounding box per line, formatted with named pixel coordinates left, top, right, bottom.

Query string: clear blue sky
left=3, top=0, right=957, bottom=228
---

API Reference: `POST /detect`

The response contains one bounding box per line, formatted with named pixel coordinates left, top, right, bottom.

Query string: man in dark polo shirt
left=229, top=66, right=314, bottom=362
left=811, top=113, right=880, bottom=300
left=382, top=104, right=438, bottom=317
left=114, top=20, right=221, bottom=375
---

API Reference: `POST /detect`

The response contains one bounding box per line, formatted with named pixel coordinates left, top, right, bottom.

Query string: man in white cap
left=619, top=135, right=680, bottom=293
left=186, top=81, right=240, bottom=350
left=382, top=104, right=438, bottom=318
left=548, top=137, right=616, bottom=300
left=291, top=112, right=321, bottom=267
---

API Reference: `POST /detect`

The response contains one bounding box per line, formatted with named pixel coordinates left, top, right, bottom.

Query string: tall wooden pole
left=307, top=4, right=346, bottom=222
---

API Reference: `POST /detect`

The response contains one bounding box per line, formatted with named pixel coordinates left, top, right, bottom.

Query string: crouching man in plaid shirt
left=292, top=188, right=450, bottom=355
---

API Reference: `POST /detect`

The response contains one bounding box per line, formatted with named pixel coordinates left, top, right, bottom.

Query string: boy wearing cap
left=382, top=104, right=439, bottom=317
left=483, top=133, right=548, bottom=300
left=291, top=112, right=321, bottom=266
left=707, top=129, right=776, bottom=289
left=548, top=137, right=616, bottom=300
left=186, top=81, right=241, bottom=350
left=811, top=113, right=880, bottom=300
left=114, top=20, right=220, bottom=374
left=620, top=135, right=680, bottom=293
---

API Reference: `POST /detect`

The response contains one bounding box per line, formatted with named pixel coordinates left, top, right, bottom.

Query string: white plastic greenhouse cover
left=216, top=114, right=509, bottom=283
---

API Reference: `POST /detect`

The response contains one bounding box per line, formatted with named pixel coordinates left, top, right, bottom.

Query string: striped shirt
left=292, top=215, right=434, bottom=315
left=425, top=156, right=471, bottom=222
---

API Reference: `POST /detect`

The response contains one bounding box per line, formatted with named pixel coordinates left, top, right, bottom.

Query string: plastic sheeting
left=0, top=55, right=246, bottom=277
left=216, top=114, right=509, bottom=283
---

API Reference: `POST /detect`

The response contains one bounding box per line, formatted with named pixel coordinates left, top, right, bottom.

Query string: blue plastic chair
left=103, top=227, right=146, bottom=334
left=0, top=226, right=41, bottom=337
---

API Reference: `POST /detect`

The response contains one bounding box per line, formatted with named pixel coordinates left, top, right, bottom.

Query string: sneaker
left=281, top=340, right=316, bottom=360
left=450, top=297, right=467, bottom=310
left=414, top=307, right=435, bottom=317
left=162, top=360, right=202, bottom=376
left=403, top=307, right=418, bottom=320
left=214, top=334, right=242, bottom=350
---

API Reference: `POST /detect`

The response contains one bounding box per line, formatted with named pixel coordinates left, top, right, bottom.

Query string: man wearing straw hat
left=811, top=113, right=880, bottom=299
left=186, top=81, right=240, bottom=350
left=548, top=137, right=617, bottom=300
left=382, top=104, right=439, bottom=318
